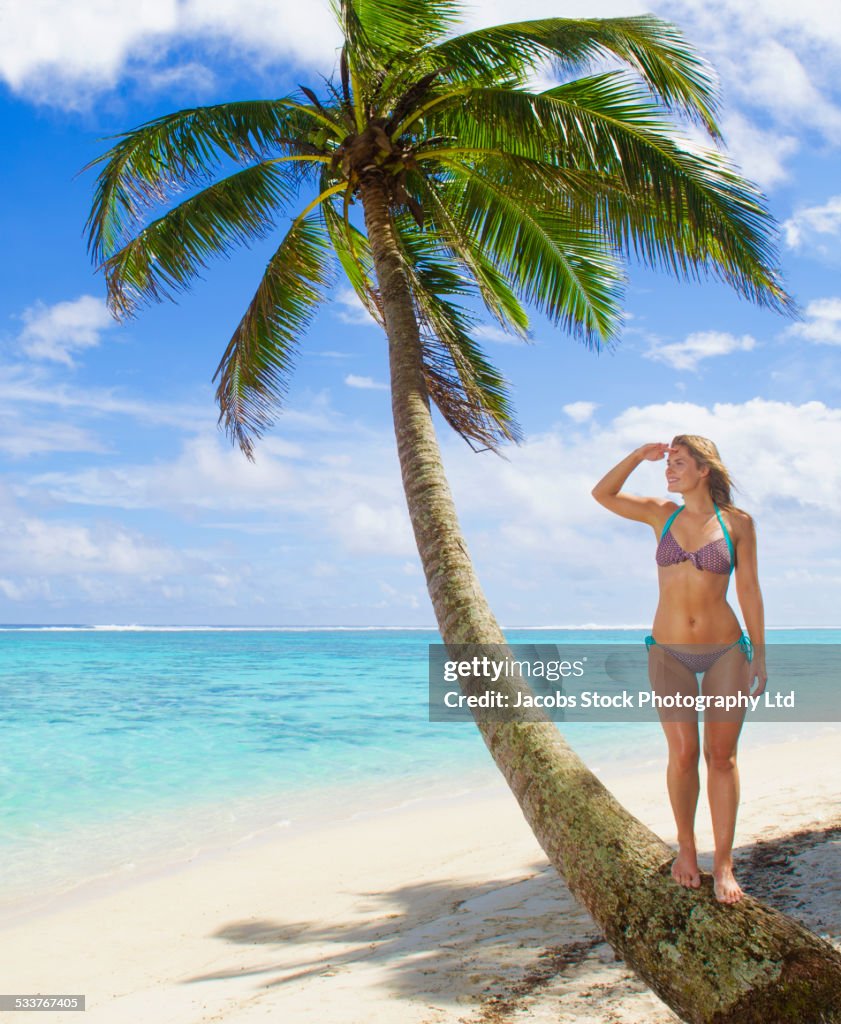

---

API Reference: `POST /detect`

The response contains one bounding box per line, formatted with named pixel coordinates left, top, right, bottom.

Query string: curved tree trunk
left=358, top=168, right=841, bottom=1024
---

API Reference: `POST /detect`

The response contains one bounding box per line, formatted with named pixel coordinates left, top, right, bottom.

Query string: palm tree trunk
left=358, top=168, right=841, bottom=1024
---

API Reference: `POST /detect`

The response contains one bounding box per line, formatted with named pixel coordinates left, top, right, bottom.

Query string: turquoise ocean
left=1, top=626, right=837, bottom=915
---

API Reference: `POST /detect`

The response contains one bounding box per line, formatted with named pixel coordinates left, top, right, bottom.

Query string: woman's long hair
left=670, top=434, right=742, bottom=512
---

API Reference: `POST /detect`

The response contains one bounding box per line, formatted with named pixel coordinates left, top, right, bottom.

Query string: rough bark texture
left=358, top=168, right=841, bottom=1024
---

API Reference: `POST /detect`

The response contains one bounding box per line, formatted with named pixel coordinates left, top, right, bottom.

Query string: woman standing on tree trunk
left=592, top=435, right=768, bottom=904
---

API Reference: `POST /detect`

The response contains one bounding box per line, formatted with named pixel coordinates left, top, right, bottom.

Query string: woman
left=591, top=435, right=767, bottom=904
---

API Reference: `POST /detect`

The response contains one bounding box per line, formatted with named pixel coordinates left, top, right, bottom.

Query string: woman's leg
left=648, top=644, right=702, bottom=888
left=702, top=643, right=751, bottom=904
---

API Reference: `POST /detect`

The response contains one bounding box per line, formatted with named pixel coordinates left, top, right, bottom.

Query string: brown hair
left=670, top=434, right=742, bottom=512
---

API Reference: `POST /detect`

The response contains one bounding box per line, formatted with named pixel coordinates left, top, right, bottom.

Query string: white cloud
left=729, top=40, right=841, bottom=141
left=375, top=580, right=420, bottom=610
left=668, top=116, right=797, bottom=199
left=17, top=296, right=116, bottom=365
left=783, top=195, right=841, bottom=255
left=681, top=0, right=841, bottom=56
left=179, top=0, right=340, bottom=67
left=789, top=297, right=841, bottom=345
left=0, top=1, right=179, bottom=93
left=19, top=431, right=407, bottom=548
left=563, top=402, right=598, bottom=423
left=143, top=61, right=216, bottom=95
left=23, top=435, right=297, bottom=511
left=5, top=395, right=841, bottom=623
left=717, top=113, right=799, bottom=190
left=7, top=419, right=425, bottom=619
left=332, top=502, right=415, bottom=556
left=0, top=362, right=210, bottom=430
left=0, top=516, right=180, bottom=577
left=4, top=0, right=650, bottom=108
left=654, top=0, right=841, bottom=186
left=0, top=578, right=24, bottom=601
left=0, top=489, right=277, bottom=614
left=474, top=324, right=529, bottom=345
left=1, top=0, right=340, bottom=105
left=0, top=577, right=52, bottom=602
left=644, top=331, right=756, bottom=371
left=333, top=288, right=378, bottom=328
left=435, top=396, right=841, bottom=624
left=0, top=418, right=108, bottom=459
left=462, top=0, right=649, bottom=29
left=0, top=474, right=287, bottom=614
left=345, top=374, right=387, bottom=391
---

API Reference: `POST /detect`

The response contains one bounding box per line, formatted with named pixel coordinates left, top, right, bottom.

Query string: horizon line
left=1, top=623, right=838, bottom=632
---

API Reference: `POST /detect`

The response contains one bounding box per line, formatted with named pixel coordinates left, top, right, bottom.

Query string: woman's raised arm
left=591, top=443, right=673, bottom=526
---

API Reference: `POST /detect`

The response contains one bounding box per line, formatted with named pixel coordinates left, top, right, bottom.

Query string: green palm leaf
left=213, top=214, right=333, bottom=459
left=85, top=2, right=794, bottom=466
left=421, top=77, right=790, bottom=312
left=540, top=76, right=791, bottom=310
left=322, top=194, right=383, bottom=326
left=333, top=0, right=461, bottom=63
left=85, top=100, right=336, bottom=263
left=101, top=160, right=309, bottom=317
left=392, top=215, right=521, bottom=449
left=422, top=308, right=522, bottom=451
left=432, top=162, right=624, bottom=346
left=415, top=174, right=529, bottom=338
left=426, top=15, right=720, bottom=136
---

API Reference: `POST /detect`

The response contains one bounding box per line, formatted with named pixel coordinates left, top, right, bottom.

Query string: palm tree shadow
left=182, top=862, right=605, bottom=1002
left=180, top=819, right=840, bottom=1013
left=735, top=820, right=841, bottom=934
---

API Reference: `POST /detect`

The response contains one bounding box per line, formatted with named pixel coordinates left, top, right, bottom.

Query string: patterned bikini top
left=655, top=504, right=735, bottom=576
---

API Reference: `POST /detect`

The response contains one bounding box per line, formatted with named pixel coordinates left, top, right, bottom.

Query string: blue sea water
left=0, top=626, right=837, bottom=911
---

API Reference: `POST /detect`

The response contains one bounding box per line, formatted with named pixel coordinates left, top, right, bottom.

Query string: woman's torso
left=650, top=503, right=742, bottom=644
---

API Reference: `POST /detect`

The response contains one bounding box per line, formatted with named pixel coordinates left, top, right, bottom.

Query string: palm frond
left=392, top=215, right=521, bottom=449
left=540, top=76, right=792, bottom=310
left=430, top=162, right=624, bottom=347
left=425, top=15, right=720, bottom=136
left=85, top=100, right=337, bottom=264
left=101, top=160, right=309, bottom=318
left=322, top=196, right=383, bottom=326
left=333, top=0, right=461, bottom=63
left=416, top=174, right=529, bottom=337
left=420, top=78, right=792, bottom=312
left=82, top=2, right=796, bottom=464
left=425, top=78, right=665, bottom=159
left=213, top=214, right=333, bottom=460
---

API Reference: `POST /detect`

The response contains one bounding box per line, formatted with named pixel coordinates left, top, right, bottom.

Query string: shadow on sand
left=182, top=818, right=840, bottom=1020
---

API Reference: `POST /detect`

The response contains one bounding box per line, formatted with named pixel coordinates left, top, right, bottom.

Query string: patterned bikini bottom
left=645, top=632, right=753, bottom=675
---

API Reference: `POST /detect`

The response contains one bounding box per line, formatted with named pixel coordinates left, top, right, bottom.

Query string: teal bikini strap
left=713, top=503, right=736, bottom=574
left=659, top=505, right=683, bottom=541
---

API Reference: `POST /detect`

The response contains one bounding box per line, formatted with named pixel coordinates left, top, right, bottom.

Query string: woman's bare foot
left=671, top=843, right=701, bottom=888
left=713, top=863, right=744, bottom=904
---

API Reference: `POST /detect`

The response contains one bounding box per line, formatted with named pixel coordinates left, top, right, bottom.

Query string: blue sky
left=1, top=0, right=839, bottom=627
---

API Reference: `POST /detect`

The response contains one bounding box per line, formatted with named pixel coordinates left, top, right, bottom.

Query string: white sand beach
left=3, top=730, right=840, bottom=1024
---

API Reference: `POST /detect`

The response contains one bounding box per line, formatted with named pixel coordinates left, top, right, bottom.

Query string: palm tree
left=84, top=2, right=841, bottom=1019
